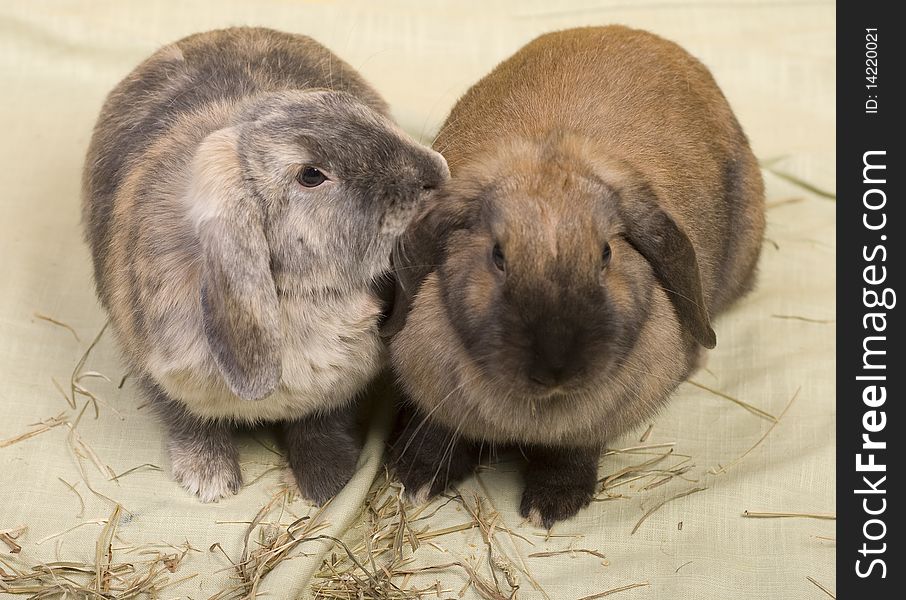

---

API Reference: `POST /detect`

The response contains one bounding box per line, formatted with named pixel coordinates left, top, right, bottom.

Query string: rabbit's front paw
left=169, top=440, right=242, bottom=503
left=282, top=404, right=363, bottom=505
left=519, top=478, right=594, bottom=529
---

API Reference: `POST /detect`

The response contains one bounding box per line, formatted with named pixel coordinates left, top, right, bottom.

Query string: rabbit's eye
left=602, top=242, right=612, bottom=268
left=297, top=166, right=327, bottom=187
left=492, top=243, right=506, bottom=272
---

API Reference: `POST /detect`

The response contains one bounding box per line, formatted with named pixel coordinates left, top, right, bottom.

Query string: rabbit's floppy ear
left=189, top=128, right=283, bottom=400
left=382, top=191, right=473, bottom=338
left=616, top=182, right=716, bottom=349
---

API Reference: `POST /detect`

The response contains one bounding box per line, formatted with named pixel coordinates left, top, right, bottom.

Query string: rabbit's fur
left=82, top=27, right=448, bottom=503
left=387, top=26, right=765, bottom=527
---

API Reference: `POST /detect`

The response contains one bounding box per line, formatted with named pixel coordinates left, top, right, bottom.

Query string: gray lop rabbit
left=82, top=27, right=448, bottom=503
left=386, top=26, right=765, bottom=527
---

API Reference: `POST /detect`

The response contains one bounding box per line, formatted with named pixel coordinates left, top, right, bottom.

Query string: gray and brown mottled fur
left=82, top=27, right=448, bottom=503
left=387, top=26, right=765, bottom=527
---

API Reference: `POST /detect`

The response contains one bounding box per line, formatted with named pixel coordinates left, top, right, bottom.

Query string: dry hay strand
left=0, top=413, right=68, bottom=449
left=741, top=511, right=835, bottom=521
left=631, top=487, right=708, bottom=536
left=69, top=322, right=109, bottom=419
left=770, top=314, right=835, bottom=324
left=310, top=471, right=549, bottom=600
left=806, top=575, right=835, bottom=599
left=687, top=380, right=777, bottom=422
left=0, top=526, right=26, bottom=555
left=209, top=485, right=332, bottom=600
left=528, top=548, right=607, bottom=562
left=35, top=520, right=107, bottom=546
left=576, top=581, right=650, bottom=600
left=109, top=464, right=162, bottom=482
left=709, top=387, right=801, bottom=476
left=762, top=166, right=836, bottom=200
left=0, top=505, right=196, bottom=598
left=33, top=312, right=81, bottom=342
left=455, top=491, right=521, bottom=598
left=599, top=451, right=672, bottom=490
left=595, top=447, right=697, bottom=502
left=312, top=474, right=450, bottom=600
left=64, top=400, right=123, bottom=510
left=674, top=560, right=693, bottom=573
left=604, top=443, right=677, bottom=455
left=57, top=478, right=86, bottom=519
left=472, top=474, right=552, bottom=599
left=765, top=197, right=805, bottom=210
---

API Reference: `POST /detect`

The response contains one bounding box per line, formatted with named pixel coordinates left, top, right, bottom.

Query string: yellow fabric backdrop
left=0, top=1, right=834, bottom=598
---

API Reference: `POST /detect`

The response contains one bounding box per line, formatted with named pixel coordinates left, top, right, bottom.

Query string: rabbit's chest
left=275, top=291, right=385, bottom=399
left=159, top=290, right=385, bottom=422
left=241, top=290, right=385, bottom=421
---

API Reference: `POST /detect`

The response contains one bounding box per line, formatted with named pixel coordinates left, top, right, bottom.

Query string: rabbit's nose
left=529, top=369, right=563, bottom=388
left=422, top=151, right=450, bottom=190
left=434, top=152, right=450, bottom=179
left=529, top=353, right=573, bottom=388
left=410, top=151, right=449, bottom=197
left=527, top=324, right=586, bottom=389
left=420, top=174, right=444, bottom=192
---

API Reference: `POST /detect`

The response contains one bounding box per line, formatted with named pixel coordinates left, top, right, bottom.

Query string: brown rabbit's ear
left=381, top=193, right=473, bottom=338
left=190, top=128, right=283, bottom=400
left=616, top=183, right=716, bottom=349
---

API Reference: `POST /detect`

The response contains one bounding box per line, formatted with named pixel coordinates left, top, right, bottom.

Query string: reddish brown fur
left=388, top=27, right=765, bottom=524
left=433, top=27, right=764, bottom=310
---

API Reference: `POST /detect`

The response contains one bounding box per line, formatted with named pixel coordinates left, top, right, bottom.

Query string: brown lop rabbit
left=82, top=27, right=448, bottom=504
left=386, top=26, right=765, bottom=527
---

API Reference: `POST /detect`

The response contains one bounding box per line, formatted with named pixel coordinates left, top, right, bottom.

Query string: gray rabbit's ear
left=190, top=128, right=283, bottom=400
left=616, top=182, right=716, bottom=349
